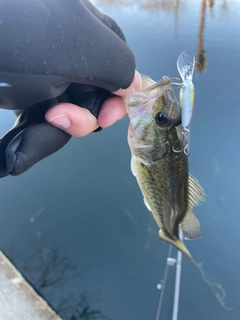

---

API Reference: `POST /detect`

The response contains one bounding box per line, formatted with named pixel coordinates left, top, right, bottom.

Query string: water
left=0, top=0, right=240, bottom=319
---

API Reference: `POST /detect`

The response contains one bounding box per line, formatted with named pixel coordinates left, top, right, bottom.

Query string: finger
left=98, top=96, right=127, bottom=128
left=46, top=71, right=142, bottom=133
left=45, top=103, right=98, bottom=137
left=113, top=70, right=142, bottom=97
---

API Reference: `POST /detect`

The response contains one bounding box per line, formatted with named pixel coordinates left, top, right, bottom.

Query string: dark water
left=0, top=0, right=240, bottom=319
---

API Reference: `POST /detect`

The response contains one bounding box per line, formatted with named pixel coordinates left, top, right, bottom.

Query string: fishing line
left=155, top=245, right=173, bottom=320
left=195, top=261, right=234, bottom=311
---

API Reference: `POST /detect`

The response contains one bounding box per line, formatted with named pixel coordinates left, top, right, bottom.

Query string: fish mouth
left=125, top=76, right=171, bottom=109
left=125, top=75, right=181, bottom=124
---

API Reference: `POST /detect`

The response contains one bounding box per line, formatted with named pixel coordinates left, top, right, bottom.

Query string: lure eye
left=155, top=112, right=169, bottom=126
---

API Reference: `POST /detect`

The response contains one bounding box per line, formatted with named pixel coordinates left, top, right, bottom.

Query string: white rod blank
left=172, top=228, right=183, bottom=320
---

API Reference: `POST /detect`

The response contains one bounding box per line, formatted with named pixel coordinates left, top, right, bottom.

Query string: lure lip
left=177, top=50, right=195, bottom=82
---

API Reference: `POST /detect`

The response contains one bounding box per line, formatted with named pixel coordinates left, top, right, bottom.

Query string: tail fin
left=159, top=229, right=194, bottom=262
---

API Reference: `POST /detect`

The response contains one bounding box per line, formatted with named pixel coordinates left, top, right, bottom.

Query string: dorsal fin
left=188, top=174, right=206, bottom=208
left=180, top=209, right=202, bottom=240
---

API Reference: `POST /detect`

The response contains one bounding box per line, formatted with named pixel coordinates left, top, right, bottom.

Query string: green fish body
left=125, top=75, right=205, bottom=261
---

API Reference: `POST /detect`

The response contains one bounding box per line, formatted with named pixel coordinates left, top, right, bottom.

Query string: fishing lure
left=173, top=50, right=196, bottom=156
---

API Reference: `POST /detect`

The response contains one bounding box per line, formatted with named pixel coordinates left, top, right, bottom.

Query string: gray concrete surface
left=0, top=251, right=61, bottom=320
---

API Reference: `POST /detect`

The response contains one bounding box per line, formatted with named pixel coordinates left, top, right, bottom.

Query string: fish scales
left=133, top=129, right=188, bottom=239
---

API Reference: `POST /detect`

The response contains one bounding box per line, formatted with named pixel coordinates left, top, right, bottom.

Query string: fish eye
left=155, top=112, right=169, bottom=126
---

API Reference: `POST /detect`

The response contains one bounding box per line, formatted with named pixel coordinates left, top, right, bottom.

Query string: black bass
left=124, top=75, right=205, bottom=261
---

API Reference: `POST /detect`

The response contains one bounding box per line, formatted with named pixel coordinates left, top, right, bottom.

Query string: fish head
left=125, top=76, right=181, bottom=149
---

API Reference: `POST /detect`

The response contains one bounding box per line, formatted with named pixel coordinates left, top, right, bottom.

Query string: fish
left=124, top=75, right=205, bottom=261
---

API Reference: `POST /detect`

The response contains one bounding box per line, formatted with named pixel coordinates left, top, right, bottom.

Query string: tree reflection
left=58, top=294, right=112, bottom=320
left=94, top=0, right=231, bottom=74
left=94, top=0, right=231, bottom=13
left=94, top=0, right=187, bottom=13
left=195, top=0, right=229, bottom=73
left=196, top=0, right=208, bottom=72
left=5, top=243, right=112, bottom=320
left=141, top=0, right=184, bottom=12
left=209, top=0, right=215, bottom=7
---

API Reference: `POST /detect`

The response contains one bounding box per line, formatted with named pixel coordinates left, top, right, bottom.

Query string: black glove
left=0, top=0, right=136, bottom=177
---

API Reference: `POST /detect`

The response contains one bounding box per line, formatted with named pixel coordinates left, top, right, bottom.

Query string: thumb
left=112, top=70, right=142, bottom=96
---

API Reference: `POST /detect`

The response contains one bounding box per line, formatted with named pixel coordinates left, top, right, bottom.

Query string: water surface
left=0, top=0, right=240, bottom=319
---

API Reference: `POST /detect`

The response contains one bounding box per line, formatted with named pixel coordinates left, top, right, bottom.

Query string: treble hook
left=182, top=127, right=190, bottom=156
left=172, top=145, right=183, bottom=153
left=172, top=127, right=190, bottom=156
left=183, top=144, right=189, bottom=156
left=171, top=81, right=185, bottom=88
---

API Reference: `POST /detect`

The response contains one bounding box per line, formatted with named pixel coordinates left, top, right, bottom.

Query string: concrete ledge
left=0, top=250, right=62, bottom=320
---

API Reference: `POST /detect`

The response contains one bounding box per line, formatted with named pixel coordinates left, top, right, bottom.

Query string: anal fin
left=130, top=156, right=136, bottom=177
left=180, top=209, right=202, bottom=240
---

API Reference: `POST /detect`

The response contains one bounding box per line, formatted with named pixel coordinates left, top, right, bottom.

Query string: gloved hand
left=0, top=0, right=138, bottom=177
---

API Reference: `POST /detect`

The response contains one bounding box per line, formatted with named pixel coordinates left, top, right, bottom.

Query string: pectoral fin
left=180, top=209, right=202, bottom=240
left=130, top=156, right=136, bottom=177
left=143, top=197, right=152, bottom=212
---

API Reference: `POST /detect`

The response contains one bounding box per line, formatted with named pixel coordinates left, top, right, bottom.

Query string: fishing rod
left=155, top=246, right=173, bottom=320
left=172, top=228, right=183, bottom=320
left=155, top=228, right=183, bottom=320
